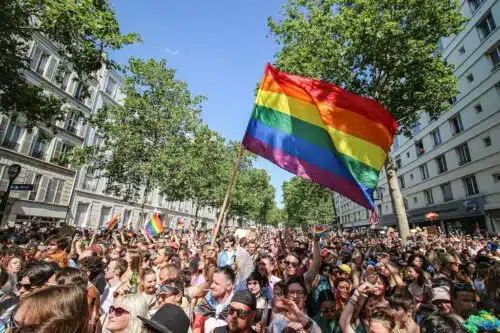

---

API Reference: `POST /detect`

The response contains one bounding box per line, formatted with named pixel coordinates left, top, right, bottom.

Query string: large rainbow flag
left=243, top=64, right=398, bottom=209
left=145, top=213, right=164, bottom=237
left=106, top=213, right=122, bottom=230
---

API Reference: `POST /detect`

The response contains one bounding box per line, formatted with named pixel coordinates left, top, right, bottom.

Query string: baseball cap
left=338, top=264, right=352, bottom=275
left=231, top=290, right=257, bottom=311
left=138, top=304, right=189, bottom=333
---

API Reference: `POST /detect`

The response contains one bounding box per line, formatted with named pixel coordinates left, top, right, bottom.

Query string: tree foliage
left=282, top=176, right=335, bottom=226
left=268, top=0, right=466, bottom=133
left=0, top=0, right=140, bottom=129
left=72, top=57, right=204, bottom=202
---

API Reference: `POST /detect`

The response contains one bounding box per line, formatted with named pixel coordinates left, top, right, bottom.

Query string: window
left=419, top=164, right=429, bottom=180
left=393, top=136, right=399, bottom=149
left=463, top=175, right=479, bottom=196
left=406, top=151, right=410, bottom=158
left=1, top=122, right=23, bottom=151
left=31, top=135, right=47, bottom=159
left=415, top=140, right=425, bottom=156
left=450, top=114, right=464, bottom=135
left=483, top=137, right=491, bottom=147
left=66, top=112, right=81, bottom=134
left=431, top=128, right=442, bottom=146
left=0, top=164, right=10, bottom=192
left=404, top=198, right=409, bottom=210
left=45, top=178, right=64, bottom=204
left=411, top=122, right=421, bottom=135
left=29, top=175, right=42, bottom=201
left=106, top=78, right=117, bottom=97
left=466, top=73, right=474, bottom=83
left=468, top=0, right=485, bottom=12
left=474, top=103, right=483, bottom=113
left=74, top=82, right=86, bottom=101
left=410, top=173, right=414, bottom=180
left=493, top=173, right=500, bottom=183
left=456, top=143, right=471, bottom=165
left=55, top=66, right=71, bottom=91
left=424, top=189, right=434, bottom=205
left=436, top=154, right=448, bottom=174
left=477, top=12, right=496, bottom=39
left=448, top=96, right=457, bottom=105
left=30, top=47, right=50, bottom=75
left=52, top=141, right=73, bottom=167
left=441, top=182, right=454, bottom=202
left=459, top=46, right=466, bottom=54
left=398, top=175, right=406, bottom=189
left=413, top=197, right=418, bottom=204
left=490, top=45, right=500, bottom=68
left=395, top=156, right=402, bottom=169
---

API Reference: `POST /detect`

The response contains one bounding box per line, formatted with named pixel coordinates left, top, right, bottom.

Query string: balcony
left=51, top=155, right=71, bottom=168
left=31, top=150, right=46, bottom=160
left=1, top=140, right=20, bottom=151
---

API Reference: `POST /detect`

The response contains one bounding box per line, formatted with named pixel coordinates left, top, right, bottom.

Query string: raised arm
left=339, top=283, right=369, bottom=333
left=303, top=236, right=321, bottom=293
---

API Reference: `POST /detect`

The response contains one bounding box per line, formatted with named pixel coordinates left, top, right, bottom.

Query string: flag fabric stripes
left=243, top=64, right=397, bottom=209
left=145, top=213, right=164, bottom=238
left=314, top=225, right=328, bottom=237
left=106, top=213, right=122, bottom=230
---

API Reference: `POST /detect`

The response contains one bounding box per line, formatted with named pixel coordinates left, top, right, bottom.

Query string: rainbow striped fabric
left=314, top=225, right=328, bottom=237
left=145, top=213, right=164, bottom=237
left=243, top=64, right=398, bottom=209
left=106, top=213, right=122, bottom=230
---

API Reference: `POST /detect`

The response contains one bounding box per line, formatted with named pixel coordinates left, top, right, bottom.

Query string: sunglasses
left=285, top=260, right=299, bottom=268
left=109, top=306, right=130, bottom=317
left=17, top=283, right=31, bottom=290
left=228, top=306, right=251, bottom=319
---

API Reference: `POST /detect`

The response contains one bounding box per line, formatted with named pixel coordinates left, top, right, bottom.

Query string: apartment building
left=0, top=33, right=217, bottom=229
left=334, top=0, right=500, bottom=234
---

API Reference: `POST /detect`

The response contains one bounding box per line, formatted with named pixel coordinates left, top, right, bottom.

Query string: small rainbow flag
left=106, top=213, right=122, bottom=230
left=177, top=219, right=184, bottom=229
left=243, top=64, right=398, bottom=209
left=314, top=225, right=328, bottom=237
left=145, top=213, right=164, bottom=238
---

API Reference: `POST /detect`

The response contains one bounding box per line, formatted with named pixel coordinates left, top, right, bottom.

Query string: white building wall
left=335, top=0, right=500, bottom=233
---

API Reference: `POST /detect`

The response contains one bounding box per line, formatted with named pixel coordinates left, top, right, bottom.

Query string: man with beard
left=214, top=290, right=257, bottom=333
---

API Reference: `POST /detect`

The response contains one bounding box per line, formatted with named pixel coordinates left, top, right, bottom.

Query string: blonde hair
left=113, top=294, right=149, bottom=333
left=15, top=285, right=88, bottom=332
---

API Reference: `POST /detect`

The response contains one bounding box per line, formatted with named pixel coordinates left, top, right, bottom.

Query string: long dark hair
left=408, top=264, right=426, bottom=286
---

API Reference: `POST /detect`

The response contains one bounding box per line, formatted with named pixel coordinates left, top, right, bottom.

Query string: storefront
left=382, top=197, right=487, bottom=234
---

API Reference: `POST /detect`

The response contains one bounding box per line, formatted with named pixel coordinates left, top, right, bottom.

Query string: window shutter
left=19, top=172, right=35, bottom=200
left=51, top=139, right=63, bottom=162
left=30, top=46, right=42, bottom=70
left=54, top=180, right=64, bottom=204
left=0, top=116, right=8, bottom=140
left=45, top=179, right=56, bottom=203
left=36, top=175, right=49, bottom=202
left=19, top=129, right=35, bottom=155
left=45, top=57, right=58, bottom=81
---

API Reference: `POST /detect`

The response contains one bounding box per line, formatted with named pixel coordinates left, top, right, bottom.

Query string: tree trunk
left=385, top=157, right=410, bottom=243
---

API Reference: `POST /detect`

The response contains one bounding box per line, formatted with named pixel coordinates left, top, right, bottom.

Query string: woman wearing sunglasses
left=106, top=294, right=149, bottom=333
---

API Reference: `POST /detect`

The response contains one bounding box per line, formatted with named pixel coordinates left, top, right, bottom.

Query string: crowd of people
left=0, top=223, right=498, bottom=333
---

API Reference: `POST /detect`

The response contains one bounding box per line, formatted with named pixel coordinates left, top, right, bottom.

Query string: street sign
left=9, top=184, right=33, bottom=191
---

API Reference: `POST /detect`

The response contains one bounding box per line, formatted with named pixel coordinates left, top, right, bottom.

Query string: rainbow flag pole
left=145, top=213, right=164, bottom=238
left=211, top=63, right=397, bottom=243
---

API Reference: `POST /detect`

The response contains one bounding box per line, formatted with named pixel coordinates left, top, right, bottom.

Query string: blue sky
left=108, top=0, right=291, bottom=206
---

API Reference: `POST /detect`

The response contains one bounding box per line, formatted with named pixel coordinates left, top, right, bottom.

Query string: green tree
left=72, top=57, right=204, bottom=202
left=268, top=0, right=465, bottom=240
left=0, top=0, right=140, bottom=129
left=282, top=176, right=335, bottom=227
